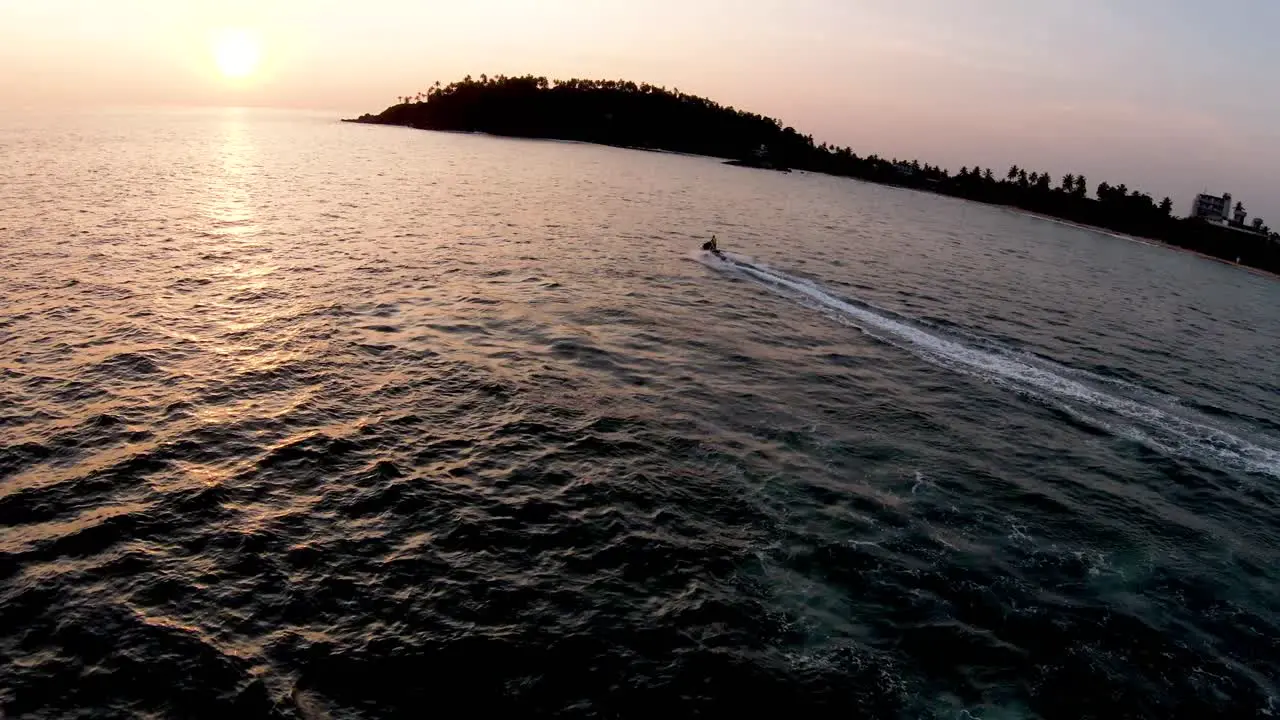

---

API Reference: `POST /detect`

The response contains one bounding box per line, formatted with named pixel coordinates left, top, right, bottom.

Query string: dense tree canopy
left=353, top=74, right=814, bottom=166
left=348, top=74, right=1280, bottom=274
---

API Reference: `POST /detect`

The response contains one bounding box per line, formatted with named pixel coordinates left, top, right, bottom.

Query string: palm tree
left=1074, top=175, right=1088, bottom=198
left=1061, top=173, right=1075, bottom=192
left=1159, top=197, right=1174, bottom=216
left=1017, top=169, right=1029, bottom=187
left=984, top=168, right=995, bottom=182
left=1008, top=165, right=1020, bottom=181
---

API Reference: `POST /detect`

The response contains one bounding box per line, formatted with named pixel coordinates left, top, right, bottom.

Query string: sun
left=211, top=28, right=262, bottom=80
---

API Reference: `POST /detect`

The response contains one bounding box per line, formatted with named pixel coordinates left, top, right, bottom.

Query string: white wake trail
left=705, top=251, right=1280, bottom=479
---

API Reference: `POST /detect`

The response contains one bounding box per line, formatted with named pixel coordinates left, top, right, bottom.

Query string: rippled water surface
left=2, top=108, right=1278, bottom=719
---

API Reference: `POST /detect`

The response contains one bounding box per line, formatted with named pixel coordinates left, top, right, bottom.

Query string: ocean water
left=1, top=107, right=1277, bottom=719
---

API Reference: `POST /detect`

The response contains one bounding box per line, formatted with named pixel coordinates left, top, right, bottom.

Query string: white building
left=1191, top=192, right=1231, bottom=222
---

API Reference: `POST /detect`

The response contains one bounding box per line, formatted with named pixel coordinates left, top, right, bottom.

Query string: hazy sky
left=2, top=0, right=1277, bottom=220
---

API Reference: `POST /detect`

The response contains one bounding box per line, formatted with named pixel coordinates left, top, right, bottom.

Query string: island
left=346, top=74, right=1280, bottom=275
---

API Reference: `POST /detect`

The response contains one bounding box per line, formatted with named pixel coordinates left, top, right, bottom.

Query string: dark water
left=2, top=108, right=1278, bottom=719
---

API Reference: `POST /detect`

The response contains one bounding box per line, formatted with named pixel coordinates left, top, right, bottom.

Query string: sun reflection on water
left=203, top=108, right=260, bottom=241
left=188, top=109, right=301, bottom=382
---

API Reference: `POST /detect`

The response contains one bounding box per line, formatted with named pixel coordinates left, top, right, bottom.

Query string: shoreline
left=1008, top=208, right=1280, bottom=280
left=343, top=118, right=1277, bottom=281
left=342, top=118, right=715, bottom=159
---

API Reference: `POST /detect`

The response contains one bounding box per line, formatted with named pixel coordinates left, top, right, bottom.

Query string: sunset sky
left=2, top=0, right=1277, bottom=220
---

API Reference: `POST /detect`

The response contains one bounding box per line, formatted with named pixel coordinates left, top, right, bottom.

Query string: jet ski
left=702, top=235, right=725, bottom=258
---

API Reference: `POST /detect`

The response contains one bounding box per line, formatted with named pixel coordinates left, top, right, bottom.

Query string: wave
left=699, top=251, right=1280, bottom=479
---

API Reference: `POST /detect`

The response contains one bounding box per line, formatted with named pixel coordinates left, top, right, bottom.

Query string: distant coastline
left=346, top=74, right=1280, bottom=276
left=1008, top=208, right=1280, bottom=279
